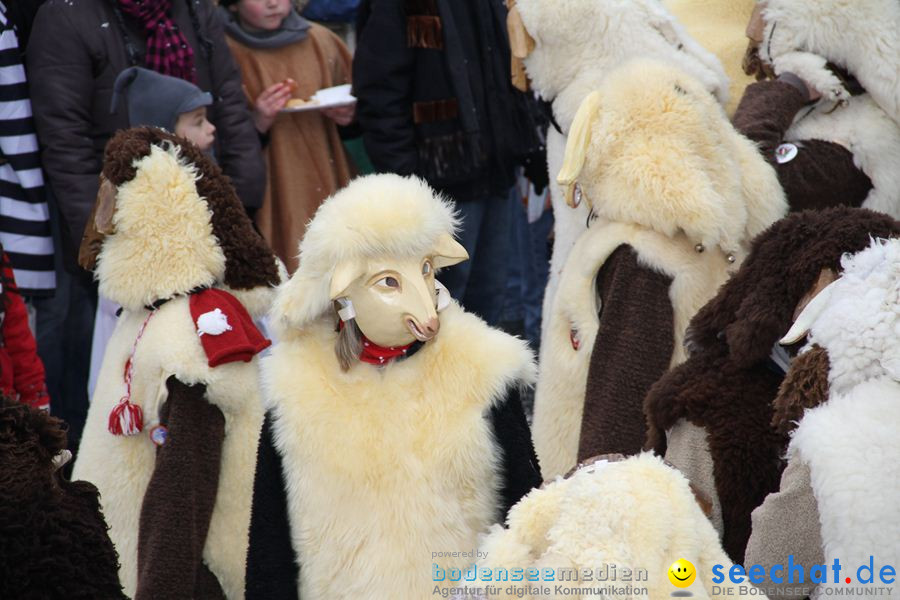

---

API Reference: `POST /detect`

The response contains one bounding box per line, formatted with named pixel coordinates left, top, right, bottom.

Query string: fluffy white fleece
left=92, top=141, right=278, bottom=316
left=788, top=380, right=900, bottom=599
left=478, top=453, right=764, bottom=599
left=532, top=219, right=734, bottom=478
left=560, top=59, right=785, bottom=255
left=272, top=173, right=458, bottom=332
left=515, top=0, right=731, bottom=343
left=801, top=237, right=900, bottom=395
left=516, top=0, right=728, bottom=133
left=262, top=303, right=535, bottom=600
left=72, top=299, right=264, bottom=599
left=762, top=0, right=900, bottom=124
left=75, top=139, right=269, bottom=597
left=781, top=237, right=900, bottom=596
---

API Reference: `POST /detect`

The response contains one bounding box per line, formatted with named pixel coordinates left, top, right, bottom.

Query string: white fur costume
left=249, top=174, right=540, bottom=600
left=73, top=136, right=277, bottom=598
left=512, top=0, right=730, bottom=343
left=532, top=60, right=786, bottom=478
left=478, top=453, right=767, bottom=599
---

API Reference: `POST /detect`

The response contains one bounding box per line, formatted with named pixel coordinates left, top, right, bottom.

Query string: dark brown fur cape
left=0, top=397, right=125, bottom=599
left=645, top=207, right=900, bottom=563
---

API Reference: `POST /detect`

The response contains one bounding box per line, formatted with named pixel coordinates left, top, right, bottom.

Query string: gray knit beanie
left=110, top=67, right=213, bottom=132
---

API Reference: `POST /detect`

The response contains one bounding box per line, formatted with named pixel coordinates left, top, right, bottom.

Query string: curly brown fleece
left=686, top=207, right=900, bottom=367
left=102, top=127, right=280, bottom=290
left=645, top=207, right=900, bottom=563
left=0, top=397, right=125, bottom=599
left=771, top=344, right=831, bottom=435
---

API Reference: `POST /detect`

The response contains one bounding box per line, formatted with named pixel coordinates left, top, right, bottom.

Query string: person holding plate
left=220, top=0, right=355, bottom=273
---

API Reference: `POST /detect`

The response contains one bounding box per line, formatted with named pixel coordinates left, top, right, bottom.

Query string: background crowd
left=2, top=0, right=554, bottom=458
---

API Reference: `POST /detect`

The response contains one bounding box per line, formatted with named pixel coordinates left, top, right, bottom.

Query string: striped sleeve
left=0, top=6, right=55, bottom=296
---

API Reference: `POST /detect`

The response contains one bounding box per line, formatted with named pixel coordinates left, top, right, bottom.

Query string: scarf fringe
left=407, top=16, right=443, bottom=50
left=416, top=131, right=486, bottom=184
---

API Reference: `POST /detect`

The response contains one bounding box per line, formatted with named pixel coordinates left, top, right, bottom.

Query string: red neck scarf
left=339, top=321, right=413, bottom=365
left=118, top=0, right=197, bottom=83
left=359, top=336, right=413, bottom=365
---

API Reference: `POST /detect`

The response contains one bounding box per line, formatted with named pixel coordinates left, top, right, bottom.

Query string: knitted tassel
left=407, top=16, right=443, bottom=49
left=108, top=399, right=144, bottom=436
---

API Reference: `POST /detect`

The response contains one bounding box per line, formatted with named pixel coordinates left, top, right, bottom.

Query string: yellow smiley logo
left=668, top=559, right=696, bottom=588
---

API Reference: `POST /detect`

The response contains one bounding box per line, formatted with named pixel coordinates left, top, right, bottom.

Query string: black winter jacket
left=27, top=0, right=264, bottom=263
left=353, top=0, right=543, bottom=202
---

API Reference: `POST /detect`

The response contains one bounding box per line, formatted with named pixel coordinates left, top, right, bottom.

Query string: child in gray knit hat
left=110, top=66, right=216, bottom=152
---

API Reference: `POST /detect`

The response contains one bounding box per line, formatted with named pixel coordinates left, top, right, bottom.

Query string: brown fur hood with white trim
left=645, top=207, right=900, bottom=562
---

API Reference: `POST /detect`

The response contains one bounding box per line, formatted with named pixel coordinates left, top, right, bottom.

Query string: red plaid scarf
left=117, top=0, right=197, bottom=83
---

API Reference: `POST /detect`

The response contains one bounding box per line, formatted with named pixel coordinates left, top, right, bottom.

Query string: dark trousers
left=439, top=188, right=515, bottom=326
left=34, top=200, right=96, bottom=455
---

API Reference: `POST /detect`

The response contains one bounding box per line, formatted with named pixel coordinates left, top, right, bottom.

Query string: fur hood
left=557, top=59, right=785, bottom=257
left=271, top=173, right=458, bottom=333
left=478, top=453, right=759, bottom=599
left=93, top=128, right=280, bottom=313
left=761, top=0, right=900, bottom=124
left=515, top=0, right=729, bottom=132
left=687, top=207, right=900, bottom=368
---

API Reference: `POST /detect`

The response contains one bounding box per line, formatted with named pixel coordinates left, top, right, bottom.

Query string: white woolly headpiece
left=761, top=0, right=900, bottom=124
left=787, top=237, right=900, bottom=394
left=477, top=453, right=747, bottom=599
left=271, top=174, right=459, bottom=332
left=556, top=58, right=786, bottom=256
left=514, top=0, right=729, bottom=132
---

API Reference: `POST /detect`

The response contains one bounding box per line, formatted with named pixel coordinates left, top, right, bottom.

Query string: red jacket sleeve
left=1, top=256, right=49, bottom=410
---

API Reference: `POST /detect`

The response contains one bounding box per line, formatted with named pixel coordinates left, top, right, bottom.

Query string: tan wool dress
left=226, top=24, right=353, bottom=273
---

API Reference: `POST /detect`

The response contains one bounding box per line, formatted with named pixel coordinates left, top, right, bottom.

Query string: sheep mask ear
left=557, top=91, right=602, bottom=209
left=329, top=258, right=366, bottom=301
left=432, top=233, right=468, bottom=268
left=78, top=175, right=119, bottom=271
left=506, top=0, right=535, bottom=92
left=780, top=278, right=839, bottom=345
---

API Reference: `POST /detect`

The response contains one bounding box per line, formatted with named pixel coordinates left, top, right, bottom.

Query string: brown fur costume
left=771, top=344, right=831, bottom=435
left=645, top=206, right=900, bottom=562
left=0, top=397, right=125, bottom=599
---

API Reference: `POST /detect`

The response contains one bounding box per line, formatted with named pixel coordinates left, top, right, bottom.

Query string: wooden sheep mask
left=271, top=174, right=468, bottom=370
left=329, top=232, right=466, bottom=349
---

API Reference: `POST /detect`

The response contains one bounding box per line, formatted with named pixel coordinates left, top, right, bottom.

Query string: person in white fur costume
left=531, top=58, right=786, bottom=478
left=506, top=0, right=730, bottom=344
left=73, top=127, right=282, bottom=599
left=244, top=174, right=542, bottom=600
left=477, top=453, right=767, bottom=599
left=744, top=237, right=900, bottom=599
